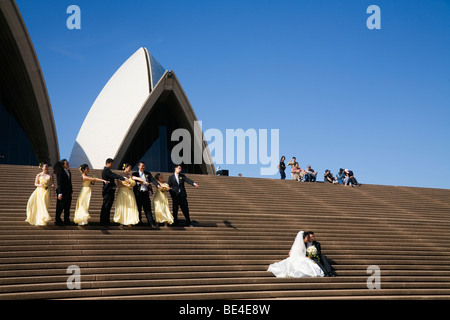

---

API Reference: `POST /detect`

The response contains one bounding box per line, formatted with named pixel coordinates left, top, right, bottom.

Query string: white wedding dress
left=267, top=231, right=325, bottom=278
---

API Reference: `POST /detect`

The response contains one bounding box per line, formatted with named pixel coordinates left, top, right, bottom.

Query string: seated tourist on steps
left=336, top=168, right=345, bottom=184
left=304, top=165, right=317, bottom=182
left=324, top=169, right=338, bottom=184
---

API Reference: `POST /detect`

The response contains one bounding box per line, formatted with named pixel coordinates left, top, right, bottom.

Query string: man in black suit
left=100, top=158, right=127, bottom=226
left=168, top=165, right=199, bottom=227
left=132, top=161, right=159, bottom=228
left=55, top=159, right=73, bottom=225
left=304, top=231, right=336, bottom=277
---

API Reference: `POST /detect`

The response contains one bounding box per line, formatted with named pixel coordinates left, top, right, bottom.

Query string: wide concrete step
left=2, top=286, right=450, bottom=300
left=2, top=276, right=450, bottom=295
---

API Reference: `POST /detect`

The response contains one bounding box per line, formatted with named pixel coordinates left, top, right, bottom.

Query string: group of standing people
left=26, top=158, right=199, bottom=228
left=279, top=156, right=361, bottom=186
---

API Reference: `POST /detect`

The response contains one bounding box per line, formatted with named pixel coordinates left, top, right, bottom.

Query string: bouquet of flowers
left=41, top=177, right=50, bottom=190
left=306, top=246, right=318, bottom=260
left=121, top=178, right=136, bottom=188
left=159, top=183, right=170, bottom=192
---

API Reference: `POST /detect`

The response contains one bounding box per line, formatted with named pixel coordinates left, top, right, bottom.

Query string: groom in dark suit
left=132, top=161, right=159, bottom=228
left=305, top=231, right=336, bottom=277
left=168, top=165, right=199, bottom=227
left=55, top=159, right=73, bottom=225
left=100, top=158, right=127, bottom=226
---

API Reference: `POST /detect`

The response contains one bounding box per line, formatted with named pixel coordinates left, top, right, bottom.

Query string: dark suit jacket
left=168, top=173, right=195, bottom=198
left=56, top=169, right=72, bottom=195
left=132, top=171, right=159, bottom=195
left=102, top=167, right=126, bottom=193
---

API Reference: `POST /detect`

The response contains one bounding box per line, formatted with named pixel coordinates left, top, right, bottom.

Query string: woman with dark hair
left=279, top=156, right=286, bottom=179
left=74, top=164, right=107, bottom=225
left=153, top=173, right=173, bottom=227
left=26, top=163, right=54, bottom=226
left=113, top=163, right=147, bottom=226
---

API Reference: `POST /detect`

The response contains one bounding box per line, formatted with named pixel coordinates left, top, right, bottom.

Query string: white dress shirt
left=139, top=171, right=148, bottom=192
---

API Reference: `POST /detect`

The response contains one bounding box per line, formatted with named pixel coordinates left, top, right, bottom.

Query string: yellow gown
left=74, top=180, right=92, bottom=225
left=26, top=176, right=51, bottom=226
left=114, top=182, right=140, bottom=226
left=153, top=189, right=174, bottom=224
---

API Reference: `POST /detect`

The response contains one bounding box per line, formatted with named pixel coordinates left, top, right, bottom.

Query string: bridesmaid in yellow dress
left=153, top=173, right=174, bottom=227
left=114, top=163, right=148, bottom=226
left=74, top=164, right=107, bottom=225
left=26, top=163, right=54, bottom=226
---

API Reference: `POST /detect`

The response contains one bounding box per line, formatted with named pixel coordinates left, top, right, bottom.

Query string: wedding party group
left=25, top=158, right=199, bottom=228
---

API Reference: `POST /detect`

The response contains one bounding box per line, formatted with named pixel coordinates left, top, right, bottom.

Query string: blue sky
left=17, top=0, right=450, bottom=189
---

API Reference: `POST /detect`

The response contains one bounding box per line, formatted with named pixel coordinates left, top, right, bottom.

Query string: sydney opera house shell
left=0, top=0, right=59, bottom=166
left=1, top=0, right=214, bottom=175
left=69, top=47, right=215, bottom=175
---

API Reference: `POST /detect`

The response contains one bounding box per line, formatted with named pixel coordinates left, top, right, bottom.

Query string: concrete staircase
left=0, top=164, right=450, bottom=300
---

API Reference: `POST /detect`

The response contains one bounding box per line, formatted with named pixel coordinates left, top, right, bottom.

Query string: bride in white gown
left=268, top=231, right=325, bottom=278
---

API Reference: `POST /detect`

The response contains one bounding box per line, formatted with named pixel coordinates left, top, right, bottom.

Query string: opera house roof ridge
left=69, top=47, right=215, bottom=175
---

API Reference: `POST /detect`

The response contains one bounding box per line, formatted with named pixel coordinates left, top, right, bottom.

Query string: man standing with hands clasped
left=168, top=164, right=199, bottom=227
left=55, top=159, right=73, bottom=226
